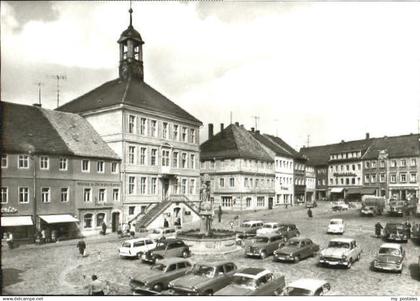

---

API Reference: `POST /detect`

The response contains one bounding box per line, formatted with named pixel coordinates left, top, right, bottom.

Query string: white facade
left=274, top=156, right=294, bottom=206
left=83, top=106, right=201, bottom=223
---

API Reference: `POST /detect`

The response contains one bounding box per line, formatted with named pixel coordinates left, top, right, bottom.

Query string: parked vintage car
left=319, top=238, right=362, bottom=268
left=215, top=268, right=285, bottom=296
left=331, top=202, right=349, bottom=212
left=235, top=220, right=264, bottom=244
left=168, top=261, right=238, bottom=295
left=327, top=219, right=345, bottom=234
left=410, top=224, right=420, bottom=241
left=129, top=258, right=193, bottom=294
left=257, top=222, right=282, bottom=235
left=372, top=243, right=405, bottom=273
left=273, top=237, right=319, bottom=262
left=276, top=224, right=300, bottom=239
left=244, top=233, right=286, bottom=259
left=148, top=228, right=178, bottom=241
left=119, top=237, right=156, bottom=259
left=282, top=279, right=331, bottom=296
left=142, top=239, right=190, bottom=264
left=383, top=223, right=410, bottom=243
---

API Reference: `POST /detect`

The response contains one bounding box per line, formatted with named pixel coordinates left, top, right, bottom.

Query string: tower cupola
left=118, top=7, right=144, bottom=81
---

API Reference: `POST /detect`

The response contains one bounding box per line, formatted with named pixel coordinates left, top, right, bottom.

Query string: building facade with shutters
left=200, top=123, right=275, bottom=211
left=1, top=102, right=121, bottom=240
left=57, top=9, right=202, bottom=226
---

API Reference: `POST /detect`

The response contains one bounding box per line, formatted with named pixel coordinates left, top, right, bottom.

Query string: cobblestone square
left=2, top=203, right=419, bottom=296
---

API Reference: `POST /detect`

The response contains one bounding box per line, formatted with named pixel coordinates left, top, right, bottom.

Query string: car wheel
left=136, top=252, right=143, bottom=259
left=293, top=255, right=300, bottom=263
left=182, top=250, right=189, bottom=258
left=153, top=283, right=163, bottom=292
left=347, top=259, right=353, bottom=269
left=260, top=251, right=267, bottom=259
left=204, top=290, right=213, bottom=296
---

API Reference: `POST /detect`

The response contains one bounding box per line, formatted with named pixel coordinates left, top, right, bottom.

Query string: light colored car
left=319, top=238, right=362, bottom=269
left=327, top=219, right=345, bottom=234
left=273, top=238, right=319, bottom=263
left=372, top=243, right=405, bottom=273
left=235, top=220, right=264, bottom=244
left=148, top=227, right=178, bottom=240
left=215, top=268, right=285, bottom=296
left=331, top=202, right=349, bottom=211
left=244, top=233, right=286, bottom=259
left=119, top=237, right=156, bottom=259
left=256, top=222, right=281, bottom=235
left=283, top=279, right=331, bottom=296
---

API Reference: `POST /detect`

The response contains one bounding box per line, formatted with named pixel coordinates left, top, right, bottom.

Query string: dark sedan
left=273, top=238, right=319, bottom=262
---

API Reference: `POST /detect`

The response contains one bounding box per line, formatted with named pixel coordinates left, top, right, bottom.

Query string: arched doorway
left=112, top=212, right=120, bottom=232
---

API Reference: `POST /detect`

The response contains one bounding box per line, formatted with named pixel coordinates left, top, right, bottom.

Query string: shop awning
left=1, top=216, right=33, bottom=227
left=39, top=214, right=79, bottom=224
left=346, top=188, right=362, bottom=195
left=331, top=188, right=344, bottom=193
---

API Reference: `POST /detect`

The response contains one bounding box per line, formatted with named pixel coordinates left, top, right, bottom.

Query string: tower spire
left=129, top=0, right=133, bottom=27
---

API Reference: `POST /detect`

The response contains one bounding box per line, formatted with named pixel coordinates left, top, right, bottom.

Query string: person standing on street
left=307, top=208, right=313, bottom=218
left=6, top=232, right=14, bottom=249
left=129, top=222, right=135, bottom=238
left=404, top=220, right=412, bottom=238
left=218, top=205, right=222, bottom=223
left=375, top=222, right=383, bottom=238
left=77, top=239, right=87, bottom=257
left=87, top=275, right=105, bottom=296
left=41, top=229, right=46, bottom=244
left=101, top=222, right=107, bottom=235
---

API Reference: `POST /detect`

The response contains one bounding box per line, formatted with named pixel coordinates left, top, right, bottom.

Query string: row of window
left=0, top=187, right=120, bottom=204
left=217, top=177, right=275, bottom=189
left=83, top=212, right=106, bottom=229
left=330, top=151, right=362, bottom=161
left=275, top=159, right=293, bottom=170
left=221, top=196, right=266, bottom=208
left=276, top=176, right=293, bottom=186
left=202, top=159, right=274, bottom=170
left=317, top=179, right=327, bottom=186
left=1, top=155, right=119, bottom=174
left=330, top=177, right=361, bottom=185
left=128, top=146, right=197, bottom=169
left=127, top=176, right=197, bottom=195
left=364, top=173, right=417, bottom=184
left=127, top=114, right=197, bottom=144
left=330, top=163, right=362, bottom=172
left=295, top=163, right=305, bottom=171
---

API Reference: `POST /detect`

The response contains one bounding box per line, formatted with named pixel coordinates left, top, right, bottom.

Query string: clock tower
left=118, top=8, right=144, bottom=81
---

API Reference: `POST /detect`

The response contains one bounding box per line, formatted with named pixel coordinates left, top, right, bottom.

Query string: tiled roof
left=264, top=134, right=306, bottom=161
left=1, top=101, right=119, bottom=160
left=57, top=78, right=202, bottom=125
left=249, top=131, right=294, bottom=159
left=200, top=124, right=273, bottom=162
left=41, top=109, right=120, bottom=160
left=300, top=134, right=420, bottom=166
left=362, top=134, right=420, bottom=160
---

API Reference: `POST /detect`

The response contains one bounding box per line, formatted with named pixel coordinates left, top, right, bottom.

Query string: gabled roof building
left=57, top=8, right=202, bottom=228
left=200, top=123, right=275, bottom=211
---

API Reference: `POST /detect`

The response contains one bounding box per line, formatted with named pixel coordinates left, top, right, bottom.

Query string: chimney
left=365, top=132, right=370, bottom=140
left=208, top=123, right=214, bottom=139
left=256, top=130, right=260, bottom=134
left=251, top=127, right=255, bottom=132
left=240, top=124, right=244, bottom=128
left=220, top=123, right=224, bottom=133
left=235, top=122, right=239, bottom=126
left=33, top=103, right=42, bottom=108
left=341, top=140, right=345, bottom=143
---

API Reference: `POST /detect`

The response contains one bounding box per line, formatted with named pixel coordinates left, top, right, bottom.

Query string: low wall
left=178, top=233, right=241, bottom=255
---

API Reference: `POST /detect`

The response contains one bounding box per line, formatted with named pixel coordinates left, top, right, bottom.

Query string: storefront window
left=84, top=214, right=93, bottom=229
left=96, top=213, right=105, bottom=227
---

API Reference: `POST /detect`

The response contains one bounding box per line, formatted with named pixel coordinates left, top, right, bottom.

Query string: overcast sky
left=2, top=1, right=420, bottom=150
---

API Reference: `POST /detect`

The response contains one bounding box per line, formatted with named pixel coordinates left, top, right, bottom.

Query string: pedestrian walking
left=87, top=275, right=105, bottom=296
left=101, top=222, right=107, bottom=235
left=218, top=205, right=222, bottom=223
left=404, top=220, right=412, bottom=238
left=229, top=220, right=234, bottom=229
left=51, top=229, right=58, bottom=242
left=307, top=208, right=313, bottom=218
left=6, top=232, right=14, bottom=249
left=77, top=239, right=87, bottom=257
left=129, top=223, right=135, bottom=238
left=41, top=229, right=46, bottom=244
left=375, top=222, right=383, bottom=238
